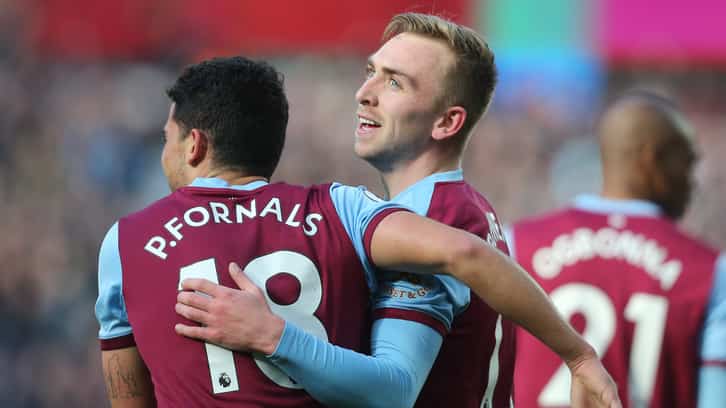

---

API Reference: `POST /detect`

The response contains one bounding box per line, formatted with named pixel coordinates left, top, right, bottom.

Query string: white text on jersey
left=532, top=227, right=682, bottom=291
left=144, top=198, right=324, bottom=260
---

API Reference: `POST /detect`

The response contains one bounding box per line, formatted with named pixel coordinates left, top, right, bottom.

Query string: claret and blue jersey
left=96, top=177, right=414, bottom=407
left=374, top=169, right=516, bottom=408
left=96, top=171, right=516, bottom=408
left=508, top=194, right=726, bottom=408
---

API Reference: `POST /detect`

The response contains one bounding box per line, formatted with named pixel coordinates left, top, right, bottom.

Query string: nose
left=355, top=78, right=378, bottom=107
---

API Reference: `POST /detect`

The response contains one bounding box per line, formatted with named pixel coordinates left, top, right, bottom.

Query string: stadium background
left=1, top=0, right=724, bottom=405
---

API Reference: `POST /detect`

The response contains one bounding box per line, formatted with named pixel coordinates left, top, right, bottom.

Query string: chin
left=354, top=143, right=374, bottom=161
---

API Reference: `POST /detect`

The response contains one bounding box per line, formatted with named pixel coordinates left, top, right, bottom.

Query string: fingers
left=175, top=323, right=214, bottom=342
left=228, top=262, right=256, bottom=291
left=175, top=301, right=210, bottom=325
left=229, top=261, right=243, bottom=275
left=177, top=290, right=212, bottom=311
left=608, top=390, right=622, bottom=408
left=181, top=278, right=222, bottom=296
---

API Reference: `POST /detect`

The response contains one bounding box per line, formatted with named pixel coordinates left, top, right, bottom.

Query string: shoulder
left=515, top=206, right=577, bottom=225
left=427, top=181, right=482, bottom=217
left=512, top=207, right=578, bottom=231
left=671, top=226, right=720, bottom=256
left=328, top=182, right=386, bottom=204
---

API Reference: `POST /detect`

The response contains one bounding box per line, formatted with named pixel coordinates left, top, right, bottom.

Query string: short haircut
left=383, top=13, right=497, bottom=139
left=166, top=56, right=289, bottom=178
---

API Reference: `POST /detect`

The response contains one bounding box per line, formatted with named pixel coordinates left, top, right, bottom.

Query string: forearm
left=450, top=243, right=594, bottom=366
left=268, top=320, right=441, bottom=408
left=369, top=212, right=592, bottom=365
left=699, top=366, right=726, bottom=408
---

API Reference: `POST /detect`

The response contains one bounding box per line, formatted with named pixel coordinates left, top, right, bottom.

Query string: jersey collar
left=392, top=169, right=464, bottom=200
left=572, top=194, right=662, bottom=217
left=189, top=177, right=269, bottom=191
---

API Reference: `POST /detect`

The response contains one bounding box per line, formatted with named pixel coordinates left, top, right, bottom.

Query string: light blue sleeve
left=701, top=253, right=726, bottom=362
left=95, top=222, right=132, bottom=340
left=268, top=318, right=443, bottom=408
left=328, top=183, right=409, bottom=291
left=698, top=367, right=726, bottom=408
left=373, top=272, right=469, bottom=332
left=698, top=253, right=726, bottom=406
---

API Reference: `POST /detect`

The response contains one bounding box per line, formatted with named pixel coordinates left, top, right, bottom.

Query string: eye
left=389, top=78, right=401, bottom=89
left=365, top=66, right=374, bottom=79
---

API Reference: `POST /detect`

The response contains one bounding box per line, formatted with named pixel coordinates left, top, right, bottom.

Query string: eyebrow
left=367, top=56, right=417, bottom=88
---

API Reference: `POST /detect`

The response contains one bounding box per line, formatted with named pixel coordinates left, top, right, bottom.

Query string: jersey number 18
left=178, top=252, right=328, bottom=394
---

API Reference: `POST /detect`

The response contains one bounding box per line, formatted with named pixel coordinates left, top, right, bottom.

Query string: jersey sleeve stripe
left=374, top=307, right=447, bottom=337
left=100, top=334, right=136, bottom=351
left=703, top=359, right=726, bottom=367
left=363, top=207, right=410, bottom=266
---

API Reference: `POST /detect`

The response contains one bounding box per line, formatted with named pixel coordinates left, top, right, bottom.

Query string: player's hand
left=568, top=352, right=621, bottom=408
left=174, top=262, right=285, bottom=355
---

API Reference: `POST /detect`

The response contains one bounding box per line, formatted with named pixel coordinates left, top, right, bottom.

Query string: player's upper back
left=512, top=195, right=718, bottom=298
left=99, top=178, right=403, bottom=407
left=511, top=194, right=719, bottom=408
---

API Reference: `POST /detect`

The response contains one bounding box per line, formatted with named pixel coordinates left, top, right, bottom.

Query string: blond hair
left=383, top=13, right=496, bottom=139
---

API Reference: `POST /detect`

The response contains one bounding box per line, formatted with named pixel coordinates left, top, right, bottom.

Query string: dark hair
left=166, top=56, right=288, bottom=178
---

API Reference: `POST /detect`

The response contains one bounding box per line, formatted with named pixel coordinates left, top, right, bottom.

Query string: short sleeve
left=95, top=222, right=135, bottom=350
left=373, top=272, right=470, bottom=335
left=328, top=183, right=410, bottom=291
left=702, top=253, right=726, bottom=365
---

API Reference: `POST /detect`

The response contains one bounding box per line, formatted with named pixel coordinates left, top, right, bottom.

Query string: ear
left=185, top=129, right=209, bottom=167
left=432, top=106, right=467, bottom=141
left=638, top=140, right=666, bottom=194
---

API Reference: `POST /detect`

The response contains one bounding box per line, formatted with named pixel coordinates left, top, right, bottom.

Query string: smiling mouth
left=358, top=116, right=382, bottom=130
left=356, top=116, right=381, bottom=137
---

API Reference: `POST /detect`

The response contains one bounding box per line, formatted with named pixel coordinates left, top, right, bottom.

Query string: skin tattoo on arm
left=102, top=349, right=155, bottom=405
left=105, top=354, right=146, bottom=399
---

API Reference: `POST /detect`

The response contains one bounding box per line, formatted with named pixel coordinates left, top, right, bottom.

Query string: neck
left=204, top=167, right=268, bottom=186
left=379, top=149, right=460, bottom=198
left=600, top=178, right=637, bottom=201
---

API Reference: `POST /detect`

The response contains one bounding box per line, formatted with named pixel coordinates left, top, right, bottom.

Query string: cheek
left=400, top=101, right=437, bottom=126
left=160, top=144, right=177, bottom=175
left=160, top=146, right=170, bottom=169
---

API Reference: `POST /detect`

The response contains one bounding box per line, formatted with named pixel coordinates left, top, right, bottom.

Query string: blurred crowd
left=1, top=4, right=726, bottom=408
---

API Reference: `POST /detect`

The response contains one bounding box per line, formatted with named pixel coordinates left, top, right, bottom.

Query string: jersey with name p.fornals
left=510, top=195, right=722, bottom=408
left=95, top=178, right=410, bottom=407
left=373, top=169, right=515, bottom=408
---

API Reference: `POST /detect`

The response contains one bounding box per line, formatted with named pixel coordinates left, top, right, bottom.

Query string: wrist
left=256, top=314, right=286, bottom=356
left=565, top=343, right=598, bottom=372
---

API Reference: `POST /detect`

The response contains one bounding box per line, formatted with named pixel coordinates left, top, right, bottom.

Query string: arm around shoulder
left=369, top=211, right=621, bottom=408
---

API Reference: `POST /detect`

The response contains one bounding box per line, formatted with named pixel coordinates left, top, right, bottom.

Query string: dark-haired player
left=96, top=56, right=619, bottom=408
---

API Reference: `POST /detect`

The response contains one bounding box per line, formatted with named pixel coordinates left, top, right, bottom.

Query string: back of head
left=167, top=56, right=289, bottom=179
left=383, top=13, right=496, bottom=139
left=598, top=90, right=696, bottom=219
